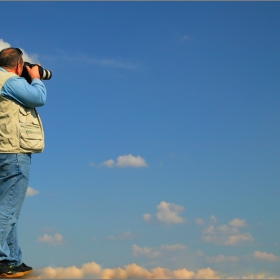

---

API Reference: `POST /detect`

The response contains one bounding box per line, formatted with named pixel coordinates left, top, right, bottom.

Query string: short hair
left=0, top=48, right=23, bottom=69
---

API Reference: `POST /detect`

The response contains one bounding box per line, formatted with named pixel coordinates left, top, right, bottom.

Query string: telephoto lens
left=21, top=62, right=52, bottom=84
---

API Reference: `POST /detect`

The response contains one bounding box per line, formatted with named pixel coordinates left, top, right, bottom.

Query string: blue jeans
left=0, top=153, right=31, bottom=266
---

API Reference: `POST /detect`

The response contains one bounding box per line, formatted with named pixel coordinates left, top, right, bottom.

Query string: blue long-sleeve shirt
left=0, top=67, right=47, bottom=108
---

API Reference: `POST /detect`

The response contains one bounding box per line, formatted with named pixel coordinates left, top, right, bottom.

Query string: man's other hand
left=26, top=65, right=41, bottom=81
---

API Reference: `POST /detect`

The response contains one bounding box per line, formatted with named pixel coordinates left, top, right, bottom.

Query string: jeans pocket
left=0, top=154, right=10, bottom=177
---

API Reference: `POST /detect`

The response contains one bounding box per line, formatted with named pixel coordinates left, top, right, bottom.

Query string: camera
left=21, top=62, right=52, bottom=84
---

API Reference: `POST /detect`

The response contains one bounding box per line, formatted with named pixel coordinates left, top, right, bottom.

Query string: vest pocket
left=19, top=107, right=44, bottom=151
left=19, top=123, right=44, bottom=150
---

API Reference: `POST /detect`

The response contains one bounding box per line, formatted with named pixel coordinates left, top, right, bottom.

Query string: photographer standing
left=0, top=47, right=47, bottom=278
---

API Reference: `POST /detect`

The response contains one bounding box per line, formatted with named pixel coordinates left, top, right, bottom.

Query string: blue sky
left=1, top=1, right=280, bottom=278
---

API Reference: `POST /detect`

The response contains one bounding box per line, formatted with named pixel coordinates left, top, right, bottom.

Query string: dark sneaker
left=0, top=262, right=24, bottom=278
left=13, top=263, right=34, bottom=275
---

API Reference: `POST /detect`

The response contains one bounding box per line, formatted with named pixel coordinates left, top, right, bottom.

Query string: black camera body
left=21, top=62, right=52, bottom=84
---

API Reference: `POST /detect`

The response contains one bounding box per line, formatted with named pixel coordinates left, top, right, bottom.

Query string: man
left=0, top=47, right=47, bottom=278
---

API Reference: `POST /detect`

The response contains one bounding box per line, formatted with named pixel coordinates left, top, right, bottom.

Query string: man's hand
left=25, top=65, right=41, bottom=81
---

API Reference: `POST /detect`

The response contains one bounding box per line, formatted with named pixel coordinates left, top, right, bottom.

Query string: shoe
left=13, top=263, right=34, bottom=275
left=0, top=262, right=24, bottom=278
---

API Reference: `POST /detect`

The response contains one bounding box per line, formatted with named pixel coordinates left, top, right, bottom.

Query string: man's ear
left=15, top=63, right=23, bottom=76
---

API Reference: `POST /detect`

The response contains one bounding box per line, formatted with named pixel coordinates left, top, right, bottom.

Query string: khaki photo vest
left=0, top=71, right=44, bottom=153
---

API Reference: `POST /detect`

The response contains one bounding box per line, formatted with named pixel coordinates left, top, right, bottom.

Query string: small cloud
left=26, top=186, right=39, bottom=197
left=202, top=225, right=215, bottom=235
left=210, top=215, right=218, bottom=223
left=253, top=251, right=280, bottom=262
left=196, top=218, right=206, bottom=226
left=202, top=231, right=253, bottom=246
left=108, top=231, right=136, bottom=240
left=197, top=250, right=205, bottom=257
left=38, top=233, right=64, bottom=246
left=224, top=232, right=254, bottom=246
left=89, top=162, right=95, bottom=167
left=206, top=254, right=239, bottom=263
left=201, top=217, right=253, bottom=246
left=180, top=35, right=192, bottom=42
left=94, top=58, right=139, bottom=70
left=156, top=201, right=186, bottom=225
left=224, top=233, right=253, bottom=246
left=144, top=201, right=186, bottom=226
left=143, top=213, right=152, bottom=223
left=116, top=154, right=148, bottom=167
left=132, top=243, right=187, bottom=258
left=218, top=224, right=239, bottom=235
left=228, top=218, right=248, bottom=228
left=101, top=159, right=115, bottom=167
left=132, top=244, right=162, bottom=258
left=101, top=154, right=148, bottom=168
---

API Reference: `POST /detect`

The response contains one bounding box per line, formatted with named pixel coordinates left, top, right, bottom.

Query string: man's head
left=0, top=47, right=24, bottom=76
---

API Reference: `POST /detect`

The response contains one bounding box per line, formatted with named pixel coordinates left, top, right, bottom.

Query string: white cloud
left=0, top=39, right=10, bottom=50
left=26, top=186, right=39, bottom=197
left=156, top=201, right=186, bottom=225
left=108, top=231, right=136, bottom=240
left=202, top=232, right=253, bottom=246
left=0, top=39, right=37, bottom=64
left=143, top=213, right=152, bottom=222
left=180, top=35, right=192, bottom=42
left=132, top=244, right=162, bottom=258
left=202, top=225, right=215, bottom=235
left=143, top=201, right=186, bottom=225
left=38, top=233, right=64, bottom=246
left=196, top=218, right=206, bottom=225
left=201, top=217, right=253, bottom=246
left=116, top=154, right=148, bottom=167
left=132, top=243, right=187, bottom=258
left=101, top=154, right=148, bottom=168
left=210, top=215, right=218, bottom=223
left=217, top=224, right=239, bottom=235
left=206, top=254, right=239, bottom=263
left=155, top=201, right=187, bottom=225
left=228, top=218, right=248, bottom=228
left=253, top=251, right=280, bottom=262
left=224, top=232, right=253, bottom=246
left=94, top=58, right=139, bottom=70
left=101, top=159, right=115, bottom=167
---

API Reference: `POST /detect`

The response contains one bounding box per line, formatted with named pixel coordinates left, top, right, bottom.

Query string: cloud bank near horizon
left=27, top=261, right=220, bottom=279
left=26, top=260, right=280, bottom=279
